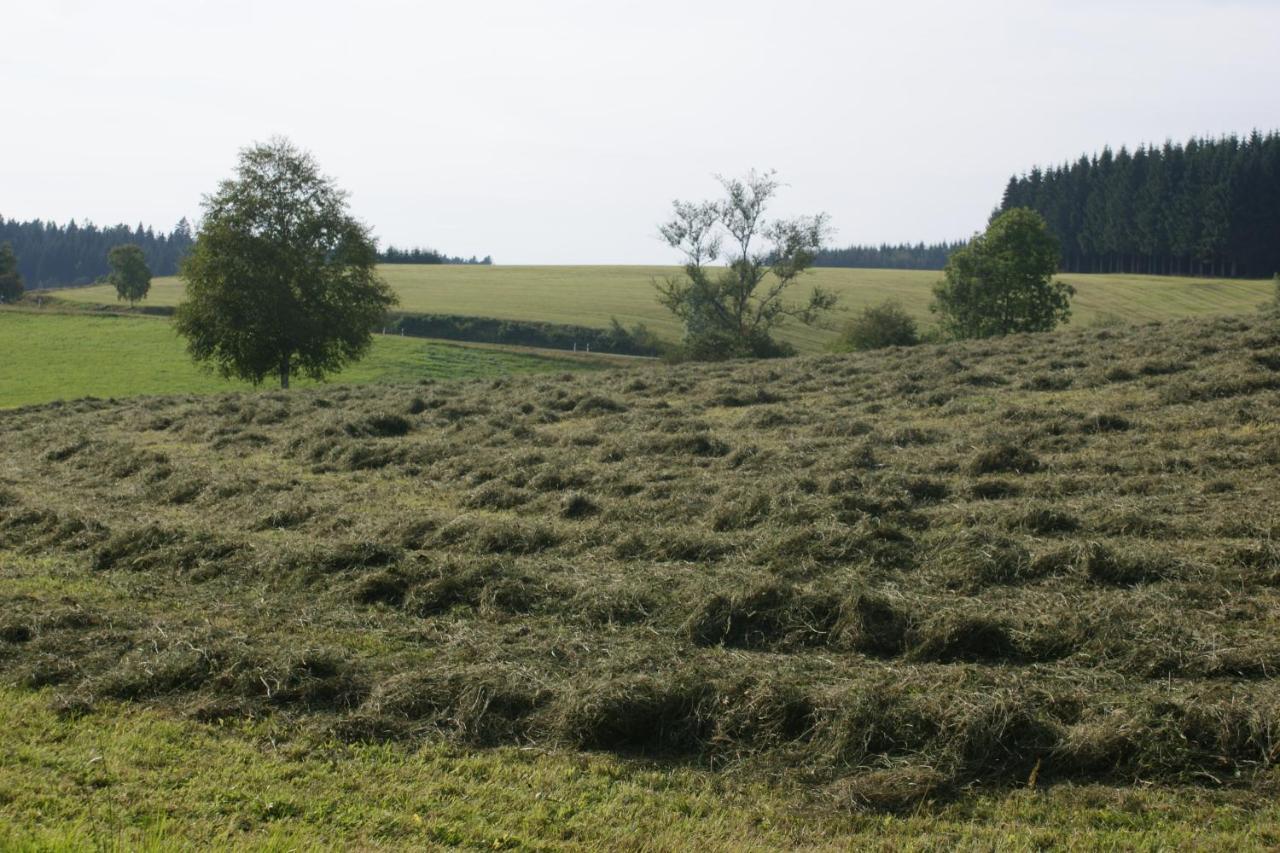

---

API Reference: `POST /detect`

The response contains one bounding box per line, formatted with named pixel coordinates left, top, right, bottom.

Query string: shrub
left=932, top=208, right=1073, bottom=339
left=836, top=301, right=920, bottom=351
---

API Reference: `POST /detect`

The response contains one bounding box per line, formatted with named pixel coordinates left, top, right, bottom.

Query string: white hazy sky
left=4, top=0, right=1278, bottom=263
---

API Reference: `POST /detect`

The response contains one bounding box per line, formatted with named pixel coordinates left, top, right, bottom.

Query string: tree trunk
left=280, top=357, right=291, bottom=390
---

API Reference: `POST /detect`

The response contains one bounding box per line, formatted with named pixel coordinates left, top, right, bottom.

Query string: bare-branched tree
left=655, top=170, right=835, bottom=359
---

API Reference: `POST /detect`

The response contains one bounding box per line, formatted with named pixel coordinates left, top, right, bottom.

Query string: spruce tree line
left=1000, top=131, right=1280, bottom=278
left=0, top=216, right=194, bottom=288
left=814, top=240, right=967, bottom=270
left=379, top=246, right=493, bottom=265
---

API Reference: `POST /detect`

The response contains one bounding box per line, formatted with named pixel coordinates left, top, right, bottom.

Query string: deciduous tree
left=175, top=138, right=397, bottom=389
left=107, top=244, right=152, bottom=305
left=932, top=208, right=1073, bottom=339
left=655, top=170, right=835, bottom=360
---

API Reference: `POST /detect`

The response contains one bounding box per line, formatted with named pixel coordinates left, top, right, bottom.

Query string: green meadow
left=0, top=311, right=601, bottom=409
left=3, top=686, right=1278, bottom=850
left=57, top=265, right=1276, bottom=352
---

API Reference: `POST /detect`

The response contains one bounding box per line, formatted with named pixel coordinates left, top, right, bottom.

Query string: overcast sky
left=4, top=0, right=1278, bottom=263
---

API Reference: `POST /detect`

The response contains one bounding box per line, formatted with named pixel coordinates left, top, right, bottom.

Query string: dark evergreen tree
left=0, top=242, right=23, bottom=303
left=0, top=216, right=195, bottom=288
left=379, top=246, right=492, bottom=264
left=999, top=132, right=1280, bottom=278
left=814, top=240, right=966, bottom=270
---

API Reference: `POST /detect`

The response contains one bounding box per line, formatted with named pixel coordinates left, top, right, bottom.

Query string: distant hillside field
left=0, top=311, right=601, bottom=409
left=54, top=266, right=1275, bottom=353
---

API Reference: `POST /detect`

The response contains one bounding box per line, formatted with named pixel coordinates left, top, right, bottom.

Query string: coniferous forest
left=999, top=131, right=1280, bottom=278
left=0, top=215, right=494, bottom=289
left=0, top=216, right=195, bottom=288
left=378, top=246, right=493, bottom=265
left=814, top=241, right=967, bottom=270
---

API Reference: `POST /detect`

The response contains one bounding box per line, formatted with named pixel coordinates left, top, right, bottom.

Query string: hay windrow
left=2, top=312, right=1280, bottom=804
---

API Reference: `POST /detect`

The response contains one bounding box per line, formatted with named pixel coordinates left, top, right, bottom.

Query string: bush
left=932, top=208, right=1073, bottom=339
left=836, top=301, right=920, bottom=351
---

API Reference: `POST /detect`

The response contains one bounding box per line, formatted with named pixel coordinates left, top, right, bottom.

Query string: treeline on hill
left=1000, top=131, right=1280, bottom=278
left=0, top=216, right=194, bottom=288
left=379, top=247, right=493, bottom=265
left=814, top=241, right=967, bottom=270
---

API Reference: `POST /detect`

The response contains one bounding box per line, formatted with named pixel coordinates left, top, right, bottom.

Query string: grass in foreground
left=55, top=266, right=1277, bottom=352
left=3, top=311, right=1280, bottom=842
left=3, top=685, right=1280, bottom=849
left=0, top=310, right=603, bottom=409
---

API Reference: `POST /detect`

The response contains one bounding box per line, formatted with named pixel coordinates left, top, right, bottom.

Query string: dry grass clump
left=346, top=666, right=547, bottom=745
left=907, top=611, right=1020, bottom=663
left=969, top=444, right=1041, bottom=475
left=685, top=582, right=842, bottom=650
left=3, top=312, right=1280, bottom=806
left=1084, top=542, right=1181, bottom=586
left=555, top=672, right=716, bottom=755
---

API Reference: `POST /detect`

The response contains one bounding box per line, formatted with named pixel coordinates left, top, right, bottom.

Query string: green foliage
left=107, top=244, right=152, bottom=305
left=655, top=170, right=836, bottom=360
left=837, top=300, right=920, bottom=351
left=932, top=208, right=1074, bottom=339
left=175, top=138, right=397, bottom=388
left=0, top=242, right=23, bottom=303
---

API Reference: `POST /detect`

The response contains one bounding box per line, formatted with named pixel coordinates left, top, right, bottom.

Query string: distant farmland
left=55, top=266, right=1275, bottom=353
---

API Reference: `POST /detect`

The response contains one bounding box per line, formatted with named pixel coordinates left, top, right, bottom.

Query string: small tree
left=0, top=242, right=23, bottom=304
left=655, top=170, right=835, bottom=360
left=931, top=208, right=1073, bottom=339
left=837, top=300, right=920, bottom=351
left=176, top=138, right=397, bottom=388
left=107, top=244, right=152, bottom=305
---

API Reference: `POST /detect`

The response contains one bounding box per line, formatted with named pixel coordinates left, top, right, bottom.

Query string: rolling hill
left=54, top=265, right=1276, bottom=353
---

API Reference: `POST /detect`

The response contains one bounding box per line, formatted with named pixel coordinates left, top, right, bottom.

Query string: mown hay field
left=0, top=310, right=604, bottom=409
left=55, top=265, right=1276, bottom=352
left=2, top=309, right=1279, bottom=845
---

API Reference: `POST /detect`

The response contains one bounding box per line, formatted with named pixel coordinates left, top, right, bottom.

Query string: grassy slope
left=57, top=266, right=1276, bottom=352
left=3, top=686, right=1278, bottom=850
left=0, top=310, right=601, bottom=409
left=3, top=311, right=1280, bottom=845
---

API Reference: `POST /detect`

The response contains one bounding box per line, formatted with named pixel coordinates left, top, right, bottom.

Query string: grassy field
left=0, top=310, right=603, bottom=409
left=3, top=309, right=1279, bottom=845
left=56, top=265, right=1277, bottom=352
left=4, top=687, right=1279, bottom=849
